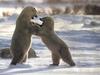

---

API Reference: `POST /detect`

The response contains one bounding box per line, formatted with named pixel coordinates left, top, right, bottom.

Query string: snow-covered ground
left=0, top=7, right=100, bottom=75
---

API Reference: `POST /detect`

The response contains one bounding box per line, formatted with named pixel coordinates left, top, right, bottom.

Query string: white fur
left=30, top=17, right=43, bottom=25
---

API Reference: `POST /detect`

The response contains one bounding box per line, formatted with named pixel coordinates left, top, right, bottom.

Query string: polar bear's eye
left=32, top=15, right=37, bottom=19
left=30, top=17, right=43, bottom=25
left=35, top=15, right=37, bottom=17
left=32, top=16, right=34, bottom=19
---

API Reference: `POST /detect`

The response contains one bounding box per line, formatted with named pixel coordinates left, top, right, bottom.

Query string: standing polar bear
left=10, top=6, right=40, bottom=65
left=35, top=17, right=75, bottom=66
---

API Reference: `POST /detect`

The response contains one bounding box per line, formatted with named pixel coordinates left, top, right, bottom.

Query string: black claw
left=50, top=64, right=59, bottom=66
left=70, top=62, right=76, bottom=66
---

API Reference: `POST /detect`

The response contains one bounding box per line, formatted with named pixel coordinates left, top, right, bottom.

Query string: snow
left=0, top=7, right=100, bottom=75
